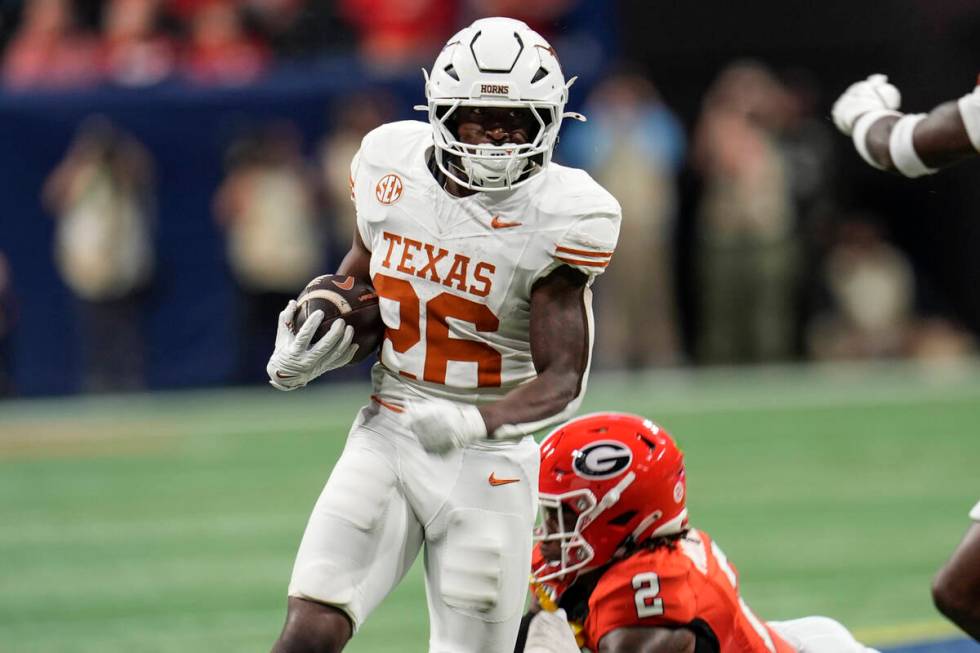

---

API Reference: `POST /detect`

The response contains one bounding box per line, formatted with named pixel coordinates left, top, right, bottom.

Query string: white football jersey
left=350, top=121, right=621, bottom=407
left=970, top=499, right=980, bottom=523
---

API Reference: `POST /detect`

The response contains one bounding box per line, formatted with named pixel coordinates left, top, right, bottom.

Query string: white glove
left=832, top=74, right=902, bottom=135
left=404, top=398, right=487, bottom=453
left=266, top=300, right=358, bottom=391
left=525, top=609, right=580, bottom=653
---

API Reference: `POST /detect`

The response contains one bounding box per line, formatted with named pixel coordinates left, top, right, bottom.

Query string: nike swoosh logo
left=275, top=371, right=297, bottom=379
left=332, top=276, right=356, bottom=290
left=490, top=216, right=522, bottom=229
left=488, top=472, right=520, bottom=486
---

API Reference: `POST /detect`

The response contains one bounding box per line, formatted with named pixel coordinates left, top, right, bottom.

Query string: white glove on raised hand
left=266, top=300, right=358, bottom=391
left=404, top=398, right=487, bottom=454
left=525, top=609, right=580, bottom=653
left=832, top=74, right=902, bottom=135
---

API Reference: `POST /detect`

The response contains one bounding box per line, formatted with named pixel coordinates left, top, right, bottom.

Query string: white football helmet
left=418, top=17, right=583, bottom=191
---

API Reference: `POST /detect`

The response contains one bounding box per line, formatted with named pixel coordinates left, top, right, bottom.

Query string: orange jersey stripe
left=556, top=256, right=609, bottom=268
left=371, top=394, right=404, bottom=413
left=555, top=245, right=613, bottom=258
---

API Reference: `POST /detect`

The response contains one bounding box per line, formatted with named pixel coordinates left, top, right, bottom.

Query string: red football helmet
left=532, top=412, right=688, bottom=583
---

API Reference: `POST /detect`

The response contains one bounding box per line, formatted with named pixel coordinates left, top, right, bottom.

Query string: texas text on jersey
left=351, top=120, right=620, bottom=410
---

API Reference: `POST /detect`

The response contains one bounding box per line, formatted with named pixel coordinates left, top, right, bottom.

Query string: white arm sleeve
left=970, top=499, right=980, bottom=522
left=490, top=286, right=596, bottom=441
left=957, top=87, right=980, bottom=152
left=533, top=209, right=621, bottom=286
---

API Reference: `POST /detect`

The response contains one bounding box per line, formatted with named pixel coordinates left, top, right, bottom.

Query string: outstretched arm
left=832, top=74, right=980, bottom=176
left=862, top=100, right=976, bottom=171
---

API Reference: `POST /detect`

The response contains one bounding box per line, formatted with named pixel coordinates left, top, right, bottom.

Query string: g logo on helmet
left=572, top=441, right=633, bottom=480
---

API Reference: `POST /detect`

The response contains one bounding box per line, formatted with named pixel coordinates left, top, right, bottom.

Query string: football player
left=518, top=413, right=880, bottom=653
left=265, top=17, right=621, bottom=653
left=931, top=501, right=980, bottom=641
left=831, top=73, right=980, bottom=176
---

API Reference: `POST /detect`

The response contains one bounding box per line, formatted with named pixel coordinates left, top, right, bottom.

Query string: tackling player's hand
left=266, top=300, right=358, bottom=391
left=404, top=398, right=487, bottom=453
left=832, top=74, right=901, bottom=135
left=525, top=609, right=581, bottom=653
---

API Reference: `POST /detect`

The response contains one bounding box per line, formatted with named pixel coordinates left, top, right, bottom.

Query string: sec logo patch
left=375, top=173, right=403, bottom=205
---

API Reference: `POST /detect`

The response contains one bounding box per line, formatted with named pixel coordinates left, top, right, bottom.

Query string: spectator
left=0, top=252, right=15, bottom=397
left=318, top=93, right=393, bottom=249
left=42, top=117, right=156, bottom=393
left=803, top=217, right=976, bottom=363
left=777, top=70, right=843, bottom=352
left=214, top=123, right=324, bottom=383
left=2, top=0, right=100, bottom=90
left=339, top=0, right=455, bottom=71
left=242, top=0, right=353, bottom=59
left=182, top=0, right=268, bottom=85
left=690, top=61, right=801, bottom=365
left=561, top=71, right=686, bottom=368
left=100, top=0, right=177, bottom=87
left=807, top=218, right=914, bottom=360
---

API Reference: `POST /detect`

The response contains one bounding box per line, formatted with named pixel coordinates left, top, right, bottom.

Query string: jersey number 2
left=632, top=572, right=665, bottom=618
left=373, top=273, right=502, bottom=386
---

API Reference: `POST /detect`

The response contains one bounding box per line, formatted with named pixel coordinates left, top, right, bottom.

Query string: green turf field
left=1, top=361, right=978, bottom=652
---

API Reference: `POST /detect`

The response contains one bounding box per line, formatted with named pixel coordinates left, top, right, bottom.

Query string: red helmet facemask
left=532, top=413, right=688, bottom=584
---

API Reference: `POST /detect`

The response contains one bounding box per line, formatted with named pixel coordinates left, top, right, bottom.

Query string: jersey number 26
left=374, top=273, right=502, bottom=387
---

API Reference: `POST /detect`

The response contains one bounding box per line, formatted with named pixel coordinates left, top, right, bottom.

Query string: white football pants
left=769, top=617, right=881, bottom=653
left=288, top=403, right=540, bottom=653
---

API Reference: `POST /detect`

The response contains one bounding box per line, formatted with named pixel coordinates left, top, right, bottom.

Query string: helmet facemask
left=533, top=489, right=597, bottom=583
left=428, top=99, right=559, bottom=191
left=533, top=469, right=638, bottom=583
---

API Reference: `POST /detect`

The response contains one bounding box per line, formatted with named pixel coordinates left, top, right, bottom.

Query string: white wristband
left=889, top=113, right=937, bottom=178
left=957, top=89, right=980, bottom=152
left=852, top=109, right=901, bottom=170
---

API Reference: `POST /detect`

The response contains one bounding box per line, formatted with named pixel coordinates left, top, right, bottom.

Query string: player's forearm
left=835, top=73, right=980, bottom=177
left=480, top=367, right=583, bottom=439
left=864, top=101, right=976, bottom=172
left=335, top=231, right=372, bottom=282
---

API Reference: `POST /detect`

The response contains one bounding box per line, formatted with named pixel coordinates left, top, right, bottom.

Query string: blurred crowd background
left=1, top=0, right=979, bottom=397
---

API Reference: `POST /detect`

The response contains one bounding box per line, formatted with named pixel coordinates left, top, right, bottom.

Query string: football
left=292, top=274, right=384, bottom=364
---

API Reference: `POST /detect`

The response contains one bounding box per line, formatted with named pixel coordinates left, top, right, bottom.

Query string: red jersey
left=581, top=529, right=796, bottom=653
